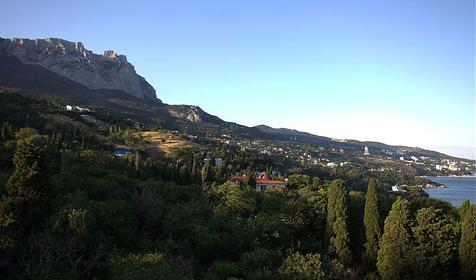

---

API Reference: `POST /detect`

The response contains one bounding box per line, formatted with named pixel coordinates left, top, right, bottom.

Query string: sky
left=1, top=0, right=475, bottom=159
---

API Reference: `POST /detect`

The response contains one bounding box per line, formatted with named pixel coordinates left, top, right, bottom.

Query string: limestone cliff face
left=167, top=105, right=205, bottom=124
left=0, top=37, right=157, bottom=100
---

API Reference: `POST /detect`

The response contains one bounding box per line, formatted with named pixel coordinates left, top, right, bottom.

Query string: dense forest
left=0, top=88, right=475, bottom=279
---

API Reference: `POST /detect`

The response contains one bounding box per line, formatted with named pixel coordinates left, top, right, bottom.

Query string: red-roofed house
left=229, top=172, right=286, bottom=192
left=255, top=172, right=286, bottom=191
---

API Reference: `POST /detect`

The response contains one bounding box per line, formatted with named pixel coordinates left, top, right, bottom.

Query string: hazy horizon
left=1, top=0, right=474, bottom=159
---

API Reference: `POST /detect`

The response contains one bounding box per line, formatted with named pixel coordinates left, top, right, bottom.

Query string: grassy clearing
left=138, top=130, right=200, bottom=158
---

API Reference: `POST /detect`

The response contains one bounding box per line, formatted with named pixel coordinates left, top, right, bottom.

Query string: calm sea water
left=425, top=177, right=476, bottom=207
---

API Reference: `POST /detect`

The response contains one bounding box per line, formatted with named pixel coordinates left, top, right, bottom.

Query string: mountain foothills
left=0, top=37, right=475, bottom=280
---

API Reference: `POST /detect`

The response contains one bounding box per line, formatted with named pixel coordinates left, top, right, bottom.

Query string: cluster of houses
left=230, top=172, right=287, bottom=192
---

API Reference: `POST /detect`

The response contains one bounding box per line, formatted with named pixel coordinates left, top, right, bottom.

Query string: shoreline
left=420, top=175, right=476, bottom=178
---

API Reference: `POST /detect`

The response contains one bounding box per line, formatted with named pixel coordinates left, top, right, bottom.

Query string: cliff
left=0, top=37, right=157, bottom=100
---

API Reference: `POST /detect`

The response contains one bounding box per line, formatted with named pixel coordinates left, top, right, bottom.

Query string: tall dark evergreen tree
left=0, top=122, right=13, bottom=141
left=201, top=160, right=214, bottom=186
left=363, top=178, right=381, bottom=270
left=377, top=197, right=413, bottom=280
left=459, top=200, right=471, bottom=220
left=459, top=205, right=476, bottom=280
left=412, top=207, right=457, bottom=279
left=326, top=180, right=352, bottom=266
left=191, top=156, right=201, bottom=184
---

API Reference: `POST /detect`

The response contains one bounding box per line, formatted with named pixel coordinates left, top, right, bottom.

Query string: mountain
left=0, top=37, right=469, bottom=162
left=253, top=125, right=465, bottom=160
left=0, top=37, right=157, bottom=100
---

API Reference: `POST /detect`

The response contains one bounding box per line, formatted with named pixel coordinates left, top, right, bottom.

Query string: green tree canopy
left=459, top=205, right=476, bottom=280
left=326, top=180, right=352, bottom=266
left=0, top=134, right=54, bottom=251
left=377, top=197, right=413, bottom=280
left=363, top=178, right=381, bottom=270
left=412, top=207, right=458, bottom=279
left=279, top=252, right=325, bottom=280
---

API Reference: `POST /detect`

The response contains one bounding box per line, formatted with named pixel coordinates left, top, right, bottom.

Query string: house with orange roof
left=230, top=172, right=286, bottom=192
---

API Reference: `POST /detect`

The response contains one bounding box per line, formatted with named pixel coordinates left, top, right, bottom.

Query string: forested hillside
left=0, top=87, right=475, bottom=279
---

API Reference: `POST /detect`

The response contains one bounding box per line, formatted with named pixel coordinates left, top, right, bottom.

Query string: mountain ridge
left=0, top=37, right=157, bottom=100
left=0, top=36, right=470, bottom=161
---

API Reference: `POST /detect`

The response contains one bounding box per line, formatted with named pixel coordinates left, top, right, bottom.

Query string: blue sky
left=1, top=0, right=475, bottom=159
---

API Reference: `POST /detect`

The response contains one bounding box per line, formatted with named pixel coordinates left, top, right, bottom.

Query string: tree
left=363, top=179, right=381, bottom=270
left=377, top=197, right=413, bottom=280
left=0, top=121, right=13, bottom=142
left=191, top=156, right=201, bottom=184
left=245, top=171, right=256, bottom=189
left=459, top=200, right=471, bottom=220
left=326, top=180, right=352, bottom=266
left=279, top=252, right=325, bottom=280
left=0, top=134, right=54, bottom=252
left=459, top=205, right=476, bottom=280
left=208, top=182, right=256, bottom=218
left=110, top=252, right=186, bottom=280
left=239, top=248, right=282, bottom=280
left=412, top=207, right=457, bottom=279
left=201, top=160, right=214, bottom=186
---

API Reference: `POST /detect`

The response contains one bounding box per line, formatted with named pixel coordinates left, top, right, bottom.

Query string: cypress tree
left=325, top=180, right=340, bottom=244
left=377, top=197, right=413, bottom=280
left=459, top=205, right=476, bottom=280
left=459, top=200, right=471, bottom=220
left=201, top=160, right=214, bottom=186
left=412, top=207, right=458, bottom=279
left=363, top=178, right=381, bottom=270
left=191, top=156, right=200, bottom=184
left=326, top=180, right=352, bottom=266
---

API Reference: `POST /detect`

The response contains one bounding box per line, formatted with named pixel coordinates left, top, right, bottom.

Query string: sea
left=424, top=176, right=476, bottom=207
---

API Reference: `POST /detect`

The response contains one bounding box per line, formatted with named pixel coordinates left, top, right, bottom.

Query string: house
left=229, top=172, right=287, bottom=192
left=215, top=158, right=226, bottom=167
left=392, top=184, right=407, bottom=193
left=255, top=172, right=286, bottom=192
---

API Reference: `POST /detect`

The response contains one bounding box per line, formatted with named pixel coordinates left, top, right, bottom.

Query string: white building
left=364, top=146, right=370, bottom=155
left=215, top=158, right=225, bottom=167
left=392, top=185, right=407, bottom=193
left=448, top=163, right=459, bottom=172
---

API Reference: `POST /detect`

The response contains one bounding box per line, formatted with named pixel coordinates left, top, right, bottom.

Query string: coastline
left=420, top=175, right=476, bottom=178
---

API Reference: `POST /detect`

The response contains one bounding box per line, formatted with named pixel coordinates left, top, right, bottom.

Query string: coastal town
left=192, top=133, right=476, bottom=177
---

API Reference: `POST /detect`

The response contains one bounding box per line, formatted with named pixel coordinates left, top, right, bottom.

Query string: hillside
left=139, top=130, right=201, bottom=158
left=0, top=37, right=470, bottom=164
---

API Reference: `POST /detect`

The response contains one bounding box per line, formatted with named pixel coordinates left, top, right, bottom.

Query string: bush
left=110, top=252, right=186, bottom=280
left=279, top=252, right=325, bottom=280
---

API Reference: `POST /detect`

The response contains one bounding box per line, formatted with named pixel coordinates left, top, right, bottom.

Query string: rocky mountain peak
left=0, top=37, right=158, bottom=100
